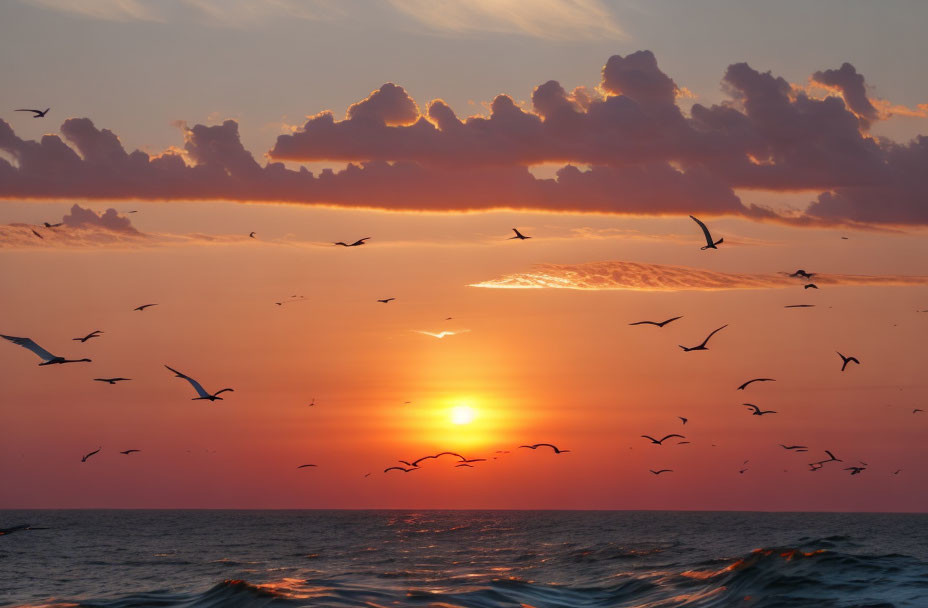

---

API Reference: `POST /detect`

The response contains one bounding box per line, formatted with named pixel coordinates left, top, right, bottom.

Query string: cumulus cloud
left=1, top=51, right=927, bottom=225
left=470, top=260, right=928, bottom=291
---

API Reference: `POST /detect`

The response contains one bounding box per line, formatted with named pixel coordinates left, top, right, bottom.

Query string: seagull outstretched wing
left=1, top=335, right=57, bottom=362
left=165, top=365, right=210, bottom=399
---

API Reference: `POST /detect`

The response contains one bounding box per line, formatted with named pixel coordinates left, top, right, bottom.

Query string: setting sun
left=450, top=405, right=476, bottom=425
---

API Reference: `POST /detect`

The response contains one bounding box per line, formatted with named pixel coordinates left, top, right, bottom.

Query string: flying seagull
left=16, top=108, right=49, bottom=118
left=412, top=452, right=467, bottom=466
left=384, top=466, right=417, bottom=473
left=629, top=316, right=682, bottom=328
left=804, top=284, right=819, bottom=290
left=120, top=449, right=140, bottom=455
left=249, top=232, right=256, bottom=238
left=377, top=298, right=396, bottom=303
left=134, top=304, right=158, bottom=311
left=81, top=447, right=101, bottom=462
left=837, top=352, right=860, bottom=371
left=1, top=335, right=92, bottom=365
left=649, top=469, right=673, bottom=475
left=844, top=466, right=866, bottom=476
left=678, top=416, right=688, bottom=425
left=297, top=464, right=317, bottom=469
left=737, top=378, right=775, bottom=391
left=164, top=365, right=233, bottom=401
left=689, top=215, right=723, bottom=250
left=784, top=304, right=815, bottom=308
left=508, top=228, right=531, bottom=240
left=743, top=403, right=777, bottom=416
left=519, top=443, right=570, bottom=454
left=789, top=270, right=815, bottom=279
left=779, top=444, right=808, bottom=450
left=640, top=434, right=685, bottom=445
left=94, top=377, right=131, bottom=384
left=334, top=237, right=370, bottom=247
left=43, top=222, right=63, bottom=228
left=679, top=325, right=727, bottom=352
left=455, top=463, right=475, bottom=468
left=73, top=330, right=103, bottom=343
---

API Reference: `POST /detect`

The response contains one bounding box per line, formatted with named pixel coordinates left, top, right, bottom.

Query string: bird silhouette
left=455, top=463, right=475, bottom=468
left=16, top=108, right=49, bottom=118
left=412, top=452, right=467, bottom=466
left=737, top=378, right=775, bottom=391
left=377, top=298, right=395, bottom=303
left=249, top=232, right=256, bottom=238
left=94, top=377, right=131, bottom=384
left=2, top=335, right=92, bottom=365
left=690, top=215, right=723, bottom=249
left=743, top=403, right=777, bottom=416
left=134, top=304, right=158, bottom=311
left=43, top=222, right=63, bottom=228
left=31, top=228, right=43, bottom=239
left=73, top=330, right=103, bottom=343
left=297, top=464, right=317, bottom=469
left=779, top=444, right=808, bottom=450
left=81, top=447, right=101, bottom=462
left=914, top=409, right=924, bottom=414
left=334, top=237, right=370, bottom=247
left=784, top=304, right=815, bottom=308
left=629, top=316, right=682, bottom=328
left=649, top=469, right=673, bottom=475
left=120, top=449, right=140, bottom=455
left=519, top=443, right=570, bottom=453
left=837, top=352, right=860, bottom=371
left=384, top=466, right=417, bottom=473
left=678, top=416, right=688, bottom=425
left=164, top=365, right=233, bottom=401
left=804, top=284, right=818, bottom=289
left=789, top=269, right=815, bottom=279
left=679, top=325, right=727, bottom=352
left=844, top=466, right=866, bottom=475
left=641, top=434, right=685, bottom=445
left=508, top=228, right=531, bottom=240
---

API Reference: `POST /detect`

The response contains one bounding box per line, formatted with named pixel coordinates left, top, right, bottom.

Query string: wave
left=27, top=543, right=928, bottom=608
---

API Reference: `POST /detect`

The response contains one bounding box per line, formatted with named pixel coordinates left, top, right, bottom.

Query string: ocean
left=1, top=510, right=927, bottom=607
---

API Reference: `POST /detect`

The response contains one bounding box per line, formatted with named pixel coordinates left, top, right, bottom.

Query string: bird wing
left=15, top=109, right=41, bottom=114
left=164, top=365, right=210, bottom=398
left=1, top=335, right=57, bottom=362
left=628, top=320, right=659, bottom=326
left=351, top=238, right=371, bottom=246
left=213, top=388, right=234, bottom=396
left=660, top=434, right=684, bottom=442
left=700, top=324, right=728, bottom=347
left=743, top=403, right=760, bottom=412
left=384, top=466, right=407, bottom=473
left=689, top=215, right=714, bottom=246
left=297, top=464, right=317, bottom=468
left=640, top=435, right=658, bottom=443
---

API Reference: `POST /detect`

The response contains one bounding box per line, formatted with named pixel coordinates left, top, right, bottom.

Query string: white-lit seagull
left=2, top=335, right=92, bottom=365
left=164, top=365, right=233, bottom=401
left=690, top=215, right=723, bottom=250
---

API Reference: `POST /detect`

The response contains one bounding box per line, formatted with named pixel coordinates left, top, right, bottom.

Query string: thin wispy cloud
left=414, top=329, right=470, bottom=339
left=471, top=261, right=928, bottom=291
left=387, top=0, right=623, bottom=40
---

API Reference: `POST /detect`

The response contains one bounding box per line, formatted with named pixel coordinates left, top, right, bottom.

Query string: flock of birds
left=0, top=185, right=920, bottom=510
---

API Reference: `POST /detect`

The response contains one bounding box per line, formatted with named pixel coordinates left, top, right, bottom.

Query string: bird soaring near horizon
left=2, top=335, right=92, bottom=366
left=789, top=270, right=815, bottom=279
left=519, top=443, right=570, bottom=453
left=249, top=232, right=256, bottom=238
left=508, top=228, right=531, bottom=240
left=384, top=466, right=417, bottom=473
left=134, top=304, right=158, bottom=311
left=164, top=365, right=233, bottom=401
left=377, top=298, right=395, bottom=303
left=16, top=108, right=49, bottom=118
left=650, top=469, right=673, bottom=475
left=679, top=325, right=727, bottom=352
left=779, top=444, right=808, bottom=450
left=690, top=215, right=722, bottom=249
left=81, top=447, right=101, bottom=462
left=43, top=222, right=63, bottom=228
left=784, top=304, right=815, bottom=308
left=73, top=330, right=103, bottom=343
left=641, top=434, right=685, bottom=445
left=94, top=377, right=131, bottom=384
left=737, top=378, right=775, bottom=391
left=412, top=452, right=467, bottom=466
left=120, top=449, right=140, bottom=455
left=629, top=316, right=682, bottom=328
left=837, top=352, right=860, bottom=371
left=805, top=283, right=818, bottom=289
left=297, top=464, right=317, bottom=469
left=334, top=237, right=369, bottom=247
left=743, top=403, right=777, bottom=416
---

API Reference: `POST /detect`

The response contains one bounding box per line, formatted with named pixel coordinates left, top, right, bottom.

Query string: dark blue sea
left=2, top=511, right=927, bottom=607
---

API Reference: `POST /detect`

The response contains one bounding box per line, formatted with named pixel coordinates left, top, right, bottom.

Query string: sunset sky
left=1, top=0, right=927, bottom=511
